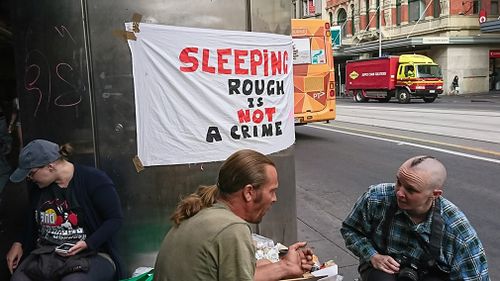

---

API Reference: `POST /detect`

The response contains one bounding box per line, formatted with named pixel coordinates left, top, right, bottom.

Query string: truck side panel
left=345, top=57, right=398, bottom=91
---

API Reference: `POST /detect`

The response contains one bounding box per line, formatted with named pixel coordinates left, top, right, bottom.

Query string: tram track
left=308, top=121, right=500, bottom=162
left=337, top=104, right=500, bottom=118
left=333, top=105, right=500, bottom=145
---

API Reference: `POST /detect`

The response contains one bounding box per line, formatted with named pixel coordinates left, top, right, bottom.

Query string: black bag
left=23, top=245, right=95, bottom=281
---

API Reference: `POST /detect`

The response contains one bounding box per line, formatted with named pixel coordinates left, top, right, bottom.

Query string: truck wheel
left=423, top=97, right=436, bottom=103
left=397, top=89, right=410, bottom=104
left=354, top=90, right=367, bottom=102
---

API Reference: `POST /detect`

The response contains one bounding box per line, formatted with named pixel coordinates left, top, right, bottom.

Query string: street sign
left=422, top=37, right=450, bottom=44
left=479, top=9, right=487, bottom=23
left=330, top=26, right=341, bottom=49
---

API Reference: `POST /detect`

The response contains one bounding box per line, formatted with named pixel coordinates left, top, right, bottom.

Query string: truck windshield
left=417, top=64, right=442, bottom=78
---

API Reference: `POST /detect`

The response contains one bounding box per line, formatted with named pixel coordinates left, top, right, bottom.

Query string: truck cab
left=396, top=54, right=443, bottom=103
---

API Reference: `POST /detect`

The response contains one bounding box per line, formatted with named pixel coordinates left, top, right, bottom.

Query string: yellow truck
left=346, top=54, right=444, bottom=103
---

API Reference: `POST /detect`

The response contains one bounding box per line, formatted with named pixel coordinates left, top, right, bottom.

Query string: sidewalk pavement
left=442, top=90, right=500, bottom=102
left=336, top=90, right=500, bottom=102
left=298, top=89, right=500, bottom=280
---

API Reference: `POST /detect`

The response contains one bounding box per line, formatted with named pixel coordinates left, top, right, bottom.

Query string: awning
left=480, top=19, right=500, bottom=33
left=337, top=36, right=500, bottom=55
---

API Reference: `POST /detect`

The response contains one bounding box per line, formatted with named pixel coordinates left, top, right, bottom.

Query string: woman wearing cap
left=5, top=139, right=123, bottom=281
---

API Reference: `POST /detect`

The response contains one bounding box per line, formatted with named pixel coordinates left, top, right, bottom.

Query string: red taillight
left=329, top=90, right=335, bottom=97
left=325, top=22, right=330, bottom=29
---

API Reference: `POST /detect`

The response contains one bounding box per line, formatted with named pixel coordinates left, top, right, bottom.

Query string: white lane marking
left=307, top=125, right=500, bottom=165
left=337, top=105, right=500, bottom=117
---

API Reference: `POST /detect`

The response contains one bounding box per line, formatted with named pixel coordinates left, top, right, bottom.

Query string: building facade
left=295, top=0, right=500, bottom=94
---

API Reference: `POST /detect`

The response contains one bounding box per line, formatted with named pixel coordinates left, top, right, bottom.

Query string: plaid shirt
left=341, top=183, right=489, bottom=281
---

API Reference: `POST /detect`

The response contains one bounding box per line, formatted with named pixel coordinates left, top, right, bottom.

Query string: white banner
left=127, top=23, right=295, bottom=166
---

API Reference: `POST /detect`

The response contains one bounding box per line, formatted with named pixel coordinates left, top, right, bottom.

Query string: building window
left=433, top=0, right=441, bottom=17
left=461, top=0, right=479, bottom=14
left=365, top=0, right=370, bottom=30
left=302, top=0, right=317, bottom=16
left=409, top=0, right=424, bottom=22
left=472, top=0, right=479, bottom=13
left=302, top=0, right=321, bottom=16
left=315, top=0, right=322, bottom=15
left=338, top=9, right=347, bottom=37
left=376, top=0, right=380, bottom=29
left=491, top=0, right=498, bottom=14
left=351, top=5, right=356, bottom=34
left=396, top=0, right=401, bottom=25
left=330, top=11, right=333, bottom=25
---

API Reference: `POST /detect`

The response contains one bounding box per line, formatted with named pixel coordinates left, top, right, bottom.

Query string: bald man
left=341, top=156, right=489, bottom=281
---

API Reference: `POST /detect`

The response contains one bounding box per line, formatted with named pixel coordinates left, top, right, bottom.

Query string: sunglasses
left=27, top=166, right=45, bottom=179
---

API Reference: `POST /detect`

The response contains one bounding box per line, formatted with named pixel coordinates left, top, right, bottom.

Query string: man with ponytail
left=154, top=149, right=314, bottom=281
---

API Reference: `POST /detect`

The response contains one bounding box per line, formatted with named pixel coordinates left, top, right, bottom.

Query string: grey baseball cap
left=10, top=139, right=60, bottom=183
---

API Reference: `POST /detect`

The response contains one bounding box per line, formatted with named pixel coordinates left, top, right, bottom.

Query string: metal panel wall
left=12, top=0, right=94, bottom=158
left=13, top=0, right=295, bottom=275
left=251, top=0, right=292, bottom=34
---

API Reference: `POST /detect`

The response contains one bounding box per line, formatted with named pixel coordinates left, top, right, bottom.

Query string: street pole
left=338, top=63, right=342, bottom=96
left=379, top=1, right=382, bottom=57
left=246, top=0, right=252, bottom=32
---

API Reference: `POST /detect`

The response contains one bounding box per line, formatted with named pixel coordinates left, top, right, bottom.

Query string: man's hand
left=297, top=244, right=314, bottom=272
left=281, top=241, right=316, bottom=277
left=370, top=253, right=400, bottom=274
left=280, top=242, right=304, bottom=278
left=6, top=242, right=23, bottom=274
left=254, top=242, right=315, bottom=281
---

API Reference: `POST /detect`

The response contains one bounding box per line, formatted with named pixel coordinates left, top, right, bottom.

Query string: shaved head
left=402, top=155, right=447, bottom=191
left=395, top=156, right=447, bottom=218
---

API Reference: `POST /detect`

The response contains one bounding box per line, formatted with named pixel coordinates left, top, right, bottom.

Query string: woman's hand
left=6, top=242, right=23, bottom=274
left=58, top=240, right=88, bottom=257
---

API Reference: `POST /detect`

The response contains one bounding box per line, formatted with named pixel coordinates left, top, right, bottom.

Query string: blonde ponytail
left=170, top=185, right=218, bottom=226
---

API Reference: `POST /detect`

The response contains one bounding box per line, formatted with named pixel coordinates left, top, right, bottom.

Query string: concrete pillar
left=360, top=15, right=367, bottom=31
left=368, top=0, right=377, bottom=31
left=432, top=46, right=490, bottom=94
left=346, top=18, right=353, bottom=35
left=440, top=0, right=449, bottom=16
left=401, top=0, right=409, bottom=25
left=346, top=3, right=354, bottom=36
left=424, top=0, right=433, bottom=19
left=390, top=6, right=397, bottom=25
left=381, top=3, right=386, bottom=26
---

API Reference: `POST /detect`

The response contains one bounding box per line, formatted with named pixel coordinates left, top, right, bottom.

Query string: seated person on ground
left=341, top=155, right=489, bottom=281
